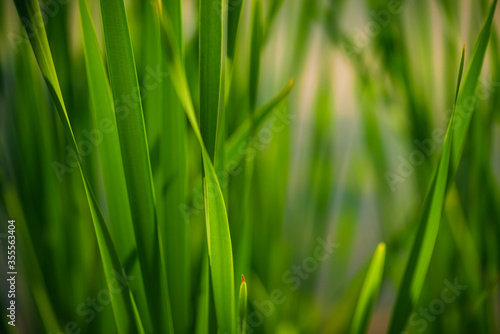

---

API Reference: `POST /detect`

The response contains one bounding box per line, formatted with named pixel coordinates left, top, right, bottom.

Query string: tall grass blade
left=77, top=1, right=153, bottom=330
left=350, top=243, right=385, bottom=334
left=159, top=0, right=191, bottom=332
left=99, top=0, right=173, bottom=331
left=12, top=0, right=138, bottom=331
left=160, top=10, right=236, bottom=333
left=200, top=0, right=224, bottom=161
left=387, top=48, right=464, bottom=334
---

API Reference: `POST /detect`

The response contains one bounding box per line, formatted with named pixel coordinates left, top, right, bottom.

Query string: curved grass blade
left=387, top=49, right=463, bottom=334
left=387, top=1, right=498, bottom=321
left=200, top=0, right=224, bottom=161
left=99, top=0, right=173, bottom=331
left=77, top=0, right=153, bottom=330
left=350, top=243, right=385, bottom=334
left=160, top=11, right=236, bottom=333
left=12, top=0, right=138, bottom=332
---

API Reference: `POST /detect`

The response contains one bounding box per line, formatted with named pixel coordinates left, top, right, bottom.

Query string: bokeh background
left=1, top=0, right=499, bottom=333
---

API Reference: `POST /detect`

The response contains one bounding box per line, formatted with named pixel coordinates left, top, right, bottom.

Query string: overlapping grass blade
left=12, top=0, right=138, bottom=332
left=160, top=11, right=236, bottom=333
left=386, top=4, right=497, bottom=330
left=82, top=175, right=140, bottom=333
left=158, top=0, right=190, bottom=332
left=350, top=243, right=385, bottom=334
left=387, top=47, right=463, bottom=334
left=77, top=0, right=152, bottom=330
left=99, top=0, right=174, bottom=331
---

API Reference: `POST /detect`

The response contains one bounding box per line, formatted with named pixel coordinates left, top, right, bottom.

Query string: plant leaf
left=160, top=10, right=236, bottom=333
left=387, top=49, right=462, bottom=334
left=99, top=0, right=174, bottom=331
left=239, top=274, right=248, bottom=334
left=12, top=0, right=138, bottom=332
left=350, top=243, right=385, bottom=334
left=200, top=0, right=224, bottom=161
left=77, top=1, right=154, bottom=330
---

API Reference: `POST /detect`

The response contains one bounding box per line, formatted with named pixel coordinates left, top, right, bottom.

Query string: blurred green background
left=0, top=0, right=499, bottom=333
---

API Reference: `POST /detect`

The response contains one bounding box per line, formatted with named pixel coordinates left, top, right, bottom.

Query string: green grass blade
left=81, top=174, right=138, bottom=333
left=200, top=144, right=236, bottom=334
left=129, top=291, right=146, bottom=334
left=239, top=275, right=248, bottom=334
left=200, top=0, right=224, bottom=161
left=77, top=0, right=153, bottom=330
left=350, top=243, right=385, bottom=334
left=160, top=12, right=236, bottom=332
left=12, top=0, right=138, bottom=332
left=451, top=0, right=497, bottom=173
left=387, top=52, right=463, bottom=334
left=158, top=0, right=191, bottom=332
left=99, top=0, right=156, bottom=263
left=99, top=0, right=172, bottom=331
left=77, top=0, right=134, bottom=260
